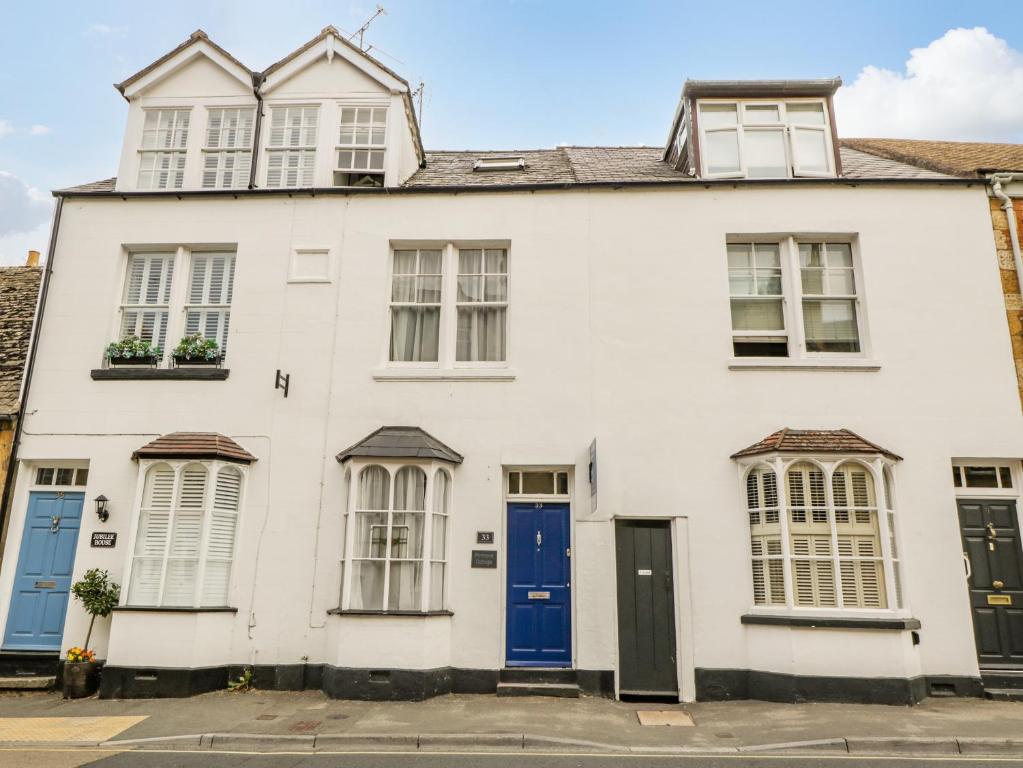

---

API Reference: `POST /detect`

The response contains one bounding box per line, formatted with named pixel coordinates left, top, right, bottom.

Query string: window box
left=172, top=354, right=223, bottom=368
left=107, top=355, right=160, bottom=368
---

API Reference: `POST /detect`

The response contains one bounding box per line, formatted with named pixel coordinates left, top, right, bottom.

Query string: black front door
left=615, top=520, right=678, bottom=696
left=958, top=498, right=1023, bottom=667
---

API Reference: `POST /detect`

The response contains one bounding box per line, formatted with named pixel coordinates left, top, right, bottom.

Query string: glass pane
left=801, top=268, right=824, bottom=294
left=745, top=104, right=780, bottom=124
left=964, top=466, right=999, bottom=488
left=456, top=307, right=507, bottom=362
left=952, top=466, right=962, bottom=488
left=55, top=468, right=74, bottom=486
left=699, top=103, right=738, bottom=128
left=484, top=275, right=508, bottom=301
left=433, top=471, right=450, bottom=515
left=787, top=102, right=826, bottom=125
left=755, top=269, right=782, bottom=296
left=508, top=472, right=521, bottom=494
left=419, top=250, right=443, bottom=274
left=729, top=271, right=755, bottom=295
left=390, top=307, right=440, bottom=362
left=387, top=561, right=422, bottom=611
left=754, top=244, right=781, bottom=269
left=395, top=467, right=426, bottom=510
left=457, top=275, right=482, bottom=302
left=556, top=472, right=569, bottom=495
left=392, top=250, right=417, bottom=275
left=429, top=563, right=445, bottom=611
left=803, top=299, right=860, bottom=352
left=745, top=130, right=788, bottom=178
left=417, top=275, right=442, bottom=304
left=730, top=299, right=784, bottom=331
left=727, top=244, right=752, bottom=270
left=827, top=269, right=856, bottom=295
left=1000, top=467, right=1013, bottom=488
left=459, top=249, right=482, bottom=274
left=793, top=128, right=829, bottom=173
left=827, top=243, right=853, bottom=267
left=704, top=130, right=740, bottom=174
left=391, top=512, right=424, bottom=557
left=350, top=561, right=385, bottom=610
left=36, top=468, right=53, bottom=485
left=358, top=466, right=390, bottom=510
left=522, top=472, right=554, bottom=495
left=355, top=512, right=388, bottom=557
left=431, top=514, right=447, bottom=560
left=485, top=249, right=508, bottom=273
left=75, top=468, right=89, bottom=486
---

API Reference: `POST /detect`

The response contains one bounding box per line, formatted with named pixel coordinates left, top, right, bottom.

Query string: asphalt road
left=8, top=750, right=1023, bottom=768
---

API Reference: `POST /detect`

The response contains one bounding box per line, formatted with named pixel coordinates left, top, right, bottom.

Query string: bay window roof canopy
left=336, top=426, right=463, bottom=464
left=132, top=432, right=257, bottom=464
left=731, top=428, right=901, bottom=462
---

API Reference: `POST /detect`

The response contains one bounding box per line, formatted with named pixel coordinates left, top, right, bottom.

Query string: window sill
left=372, top=368, right=516, bottom=382
left=112, top=606, right=238, bottom=613
left=91, top=368, right=230, bottom=381
left=327, top=608, right=454, bottom=617
left=741, top=614, right=919, bottom=630
left=728, top=358, right=880, bottom=372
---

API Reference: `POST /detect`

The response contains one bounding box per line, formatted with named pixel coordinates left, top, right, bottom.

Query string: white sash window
left=184, top=252, right=236, bottom=354
left=334, top=106, right=387, bottom=187
left=120, top=252, right=175, bottom=350
left=137, top=109, right=190, bottom=189
left=126, top=461, right=245, bottom=608
left=203, top=107, right=255, bottom=189
left=265, top=106, right=318, bottom=188
left=745, top=458, right=901, bottom=613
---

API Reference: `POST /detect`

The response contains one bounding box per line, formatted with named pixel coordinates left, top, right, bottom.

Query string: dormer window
left=202, top=108, right=255, bottom=189
left=137, top=109, right=191, bottom=190
left=265, top=106, right=319, bottom=188
left=697, top=99, right=834, bottom=179
left=334, top=106, right=387, bottom=187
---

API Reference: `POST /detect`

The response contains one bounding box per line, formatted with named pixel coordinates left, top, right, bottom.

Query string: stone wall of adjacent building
left=991, top=197, right=1023, bottom=408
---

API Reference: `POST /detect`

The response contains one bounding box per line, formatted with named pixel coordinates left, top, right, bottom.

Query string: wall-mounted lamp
left=94, top=495, right=109, bottom=523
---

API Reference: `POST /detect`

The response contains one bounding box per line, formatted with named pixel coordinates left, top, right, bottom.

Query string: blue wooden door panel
left=506, top=502, right=571, bottom=667
left=3, top=492, right=83, bottom=651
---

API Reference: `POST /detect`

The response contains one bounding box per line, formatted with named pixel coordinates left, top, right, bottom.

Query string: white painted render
left=0, top=179, right=1013, bottom=695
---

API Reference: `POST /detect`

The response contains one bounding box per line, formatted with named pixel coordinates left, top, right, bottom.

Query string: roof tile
left=841, top=139, right=1023, bottom=178
left=336, top=426, right=462, bottom=464
left=133, top=432, right=257, bottom=464
left=731, top=428, right=901, bottom=461
left=0, top=266, right=42, bottom=415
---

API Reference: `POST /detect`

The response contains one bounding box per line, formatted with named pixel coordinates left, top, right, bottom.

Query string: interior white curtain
left=391, top=308, right=439, bottom=362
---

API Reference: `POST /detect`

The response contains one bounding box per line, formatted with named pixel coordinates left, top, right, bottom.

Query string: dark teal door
left=506, top=502, right=571, bottom=667
left=3, top=492, right=84, bottom=651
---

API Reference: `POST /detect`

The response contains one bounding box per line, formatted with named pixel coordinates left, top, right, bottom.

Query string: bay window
left=698, top=99, right=835, bottom=179
left=341, top=461, right=451, bottom=613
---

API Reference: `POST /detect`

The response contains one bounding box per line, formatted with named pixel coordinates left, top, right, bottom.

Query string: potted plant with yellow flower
left=64, top=569, right=119, bottom=699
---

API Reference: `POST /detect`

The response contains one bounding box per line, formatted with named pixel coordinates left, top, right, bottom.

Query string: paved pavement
left=2, top=689, right=1023, bottom=760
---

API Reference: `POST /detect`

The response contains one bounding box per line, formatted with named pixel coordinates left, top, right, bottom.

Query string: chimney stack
left=26, top=250, right=40, bottom=267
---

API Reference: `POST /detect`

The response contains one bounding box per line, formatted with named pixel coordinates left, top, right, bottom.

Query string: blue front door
left=3, top=492, right=84, bottom=651
left=506, top=502, right=572, bottom=667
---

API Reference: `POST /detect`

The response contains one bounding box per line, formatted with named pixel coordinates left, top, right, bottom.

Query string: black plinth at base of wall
left=98, top=663, right=614, bottom=701
left=694, top=668, right=985, bottom=705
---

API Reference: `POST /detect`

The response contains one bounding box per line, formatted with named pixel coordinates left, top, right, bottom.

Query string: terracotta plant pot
left=63, top=661, right=101, bottom=699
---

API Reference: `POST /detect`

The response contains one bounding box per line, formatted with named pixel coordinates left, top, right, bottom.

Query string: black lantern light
left=94, top=495, right=109, bottom=523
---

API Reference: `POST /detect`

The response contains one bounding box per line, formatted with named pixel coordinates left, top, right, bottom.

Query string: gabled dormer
left=664, top=79, right=843, bottom=180
left=113, top=27, right=425, bottom=193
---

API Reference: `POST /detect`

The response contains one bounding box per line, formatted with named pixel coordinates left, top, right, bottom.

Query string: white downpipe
left=991, top=173, right=1023, bottom=297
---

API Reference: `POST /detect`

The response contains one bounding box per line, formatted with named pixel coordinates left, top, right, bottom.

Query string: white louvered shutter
left=121, top=253, right=175, bottom=349
left=128, top=464, right=175, bottom=604
left=747, top=468, right=785, bottom=605
left=833, top=466, right=887, bottom=608
left=162, top=465, right=208, bottom=606
left=265, top=107, right=317, bottom=188
left=184, top=253, right=235, bottom=353
left=787, top=464, right=836, bottom=607
left=202, top=467, right=241, bottom=605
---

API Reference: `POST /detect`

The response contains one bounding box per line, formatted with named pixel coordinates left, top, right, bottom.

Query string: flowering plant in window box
left=105, top=336, right=162, bottom=367
left=172, top=333, right=222, bottom=366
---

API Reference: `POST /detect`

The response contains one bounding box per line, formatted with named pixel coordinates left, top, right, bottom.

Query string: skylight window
left=473, top=157, right=525, bottom=172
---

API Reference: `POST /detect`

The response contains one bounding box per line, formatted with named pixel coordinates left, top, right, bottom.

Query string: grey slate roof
left=56, top=145, right=956, bottom=195
left=0, top=266, right=42, bottom=416
left=336, top=426, right=463, bottom=464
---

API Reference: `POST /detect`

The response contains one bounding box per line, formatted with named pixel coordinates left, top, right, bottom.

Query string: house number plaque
left=91, top=532, right=117, bottom=548
left=476, top=531, right=494, bottom=544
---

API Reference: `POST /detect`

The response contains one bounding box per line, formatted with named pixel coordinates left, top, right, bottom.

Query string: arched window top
left=178, top=463, right=209, bottom=510
left=785, top=461, right=826, bottom=508
left=832, top=461, right=877, bottom=508
left=143, top=462, right=175, bottom=508
left=213, top=466, right=243, bottom=513
left=434, top=468, right=450, bottom=515
left=745, top=465, right=778, bottom=510
left=358, top=465, right=390, bottom=510
left=395, top=465, right=427, bottom=511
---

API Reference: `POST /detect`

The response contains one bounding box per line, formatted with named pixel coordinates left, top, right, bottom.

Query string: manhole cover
left=637, top=710, right=695, bottom=727
left=288, top=720, right=321, bottom=733
left=255, top=714, right=277, bottom=721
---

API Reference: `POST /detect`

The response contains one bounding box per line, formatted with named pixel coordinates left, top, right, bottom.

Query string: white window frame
left=137, top=108, right=192, bottom=190
left=202, top=106, right=255, bottom=190
left=339, top=459, right=453, bottom=613
left=697, top=98, right=836, bottom=180
left=740, top=455, right=906, bottom=618
left=114, top=246, right=238, bottom=367
left=183, top=252, right=236, bottom=356
left=121, top=459, right=247, bottom=609
left=263, top=104, right=319, bottom=188
left=334, top=102, right=389, bottom=187
left=952, top=460, right=1022, bottom=497
left=726, top=235, right=869, bottom=361
left=383, top=241, right=512, bottom=372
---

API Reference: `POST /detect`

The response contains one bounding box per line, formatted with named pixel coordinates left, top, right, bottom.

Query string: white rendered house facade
left=1, top=29, right=1021, bottom=703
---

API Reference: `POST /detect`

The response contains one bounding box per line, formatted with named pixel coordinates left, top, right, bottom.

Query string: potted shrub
left=105, top=335, right=161, bottom=367
left=172, top=333, right=222, bottom=366
left=64, top=569, right=120, bottom=699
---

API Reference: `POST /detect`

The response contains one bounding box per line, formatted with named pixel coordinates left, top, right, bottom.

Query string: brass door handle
left=994, top=580, right=1005, bottom=590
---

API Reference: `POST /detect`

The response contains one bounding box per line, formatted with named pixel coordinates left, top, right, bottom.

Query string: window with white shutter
left=126, top=461, right=244, bottom=608
left=744, top=458, right=901, bottom=613
left=184, top=253, right=236, bottom=354
left=265, top=106, right=318, bottom=188
left=203, top=107, right=254, bottom=189
left=138, top=109, right=190, bottom=189
left=120, top=253, right=175, bottom=351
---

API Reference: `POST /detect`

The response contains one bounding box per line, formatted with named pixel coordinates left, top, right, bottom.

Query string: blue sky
left=2, top=0, right=1022, bottom=264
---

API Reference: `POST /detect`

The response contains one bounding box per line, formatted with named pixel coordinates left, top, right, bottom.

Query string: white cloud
left=836, top=27, right=1023, bottom=142
left=29, top=125, right=51, bottom=136
left=0, top=120, right=12, bottom=139
left=0, top=172, right=52, bottom=240
left=87, top=23, right=128, bottom=38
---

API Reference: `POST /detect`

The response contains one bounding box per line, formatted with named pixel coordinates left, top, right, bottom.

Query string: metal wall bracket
left=275, top=369, right=290, bottom=398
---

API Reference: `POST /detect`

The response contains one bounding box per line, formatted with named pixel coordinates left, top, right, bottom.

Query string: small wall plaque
left=91, top=532, right=117, bottom=548
left=471, top=550, right=497, bottom=568
left=476, top=531, right=494, bottom=544
left=988, top=594, right=1013, bottom=606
